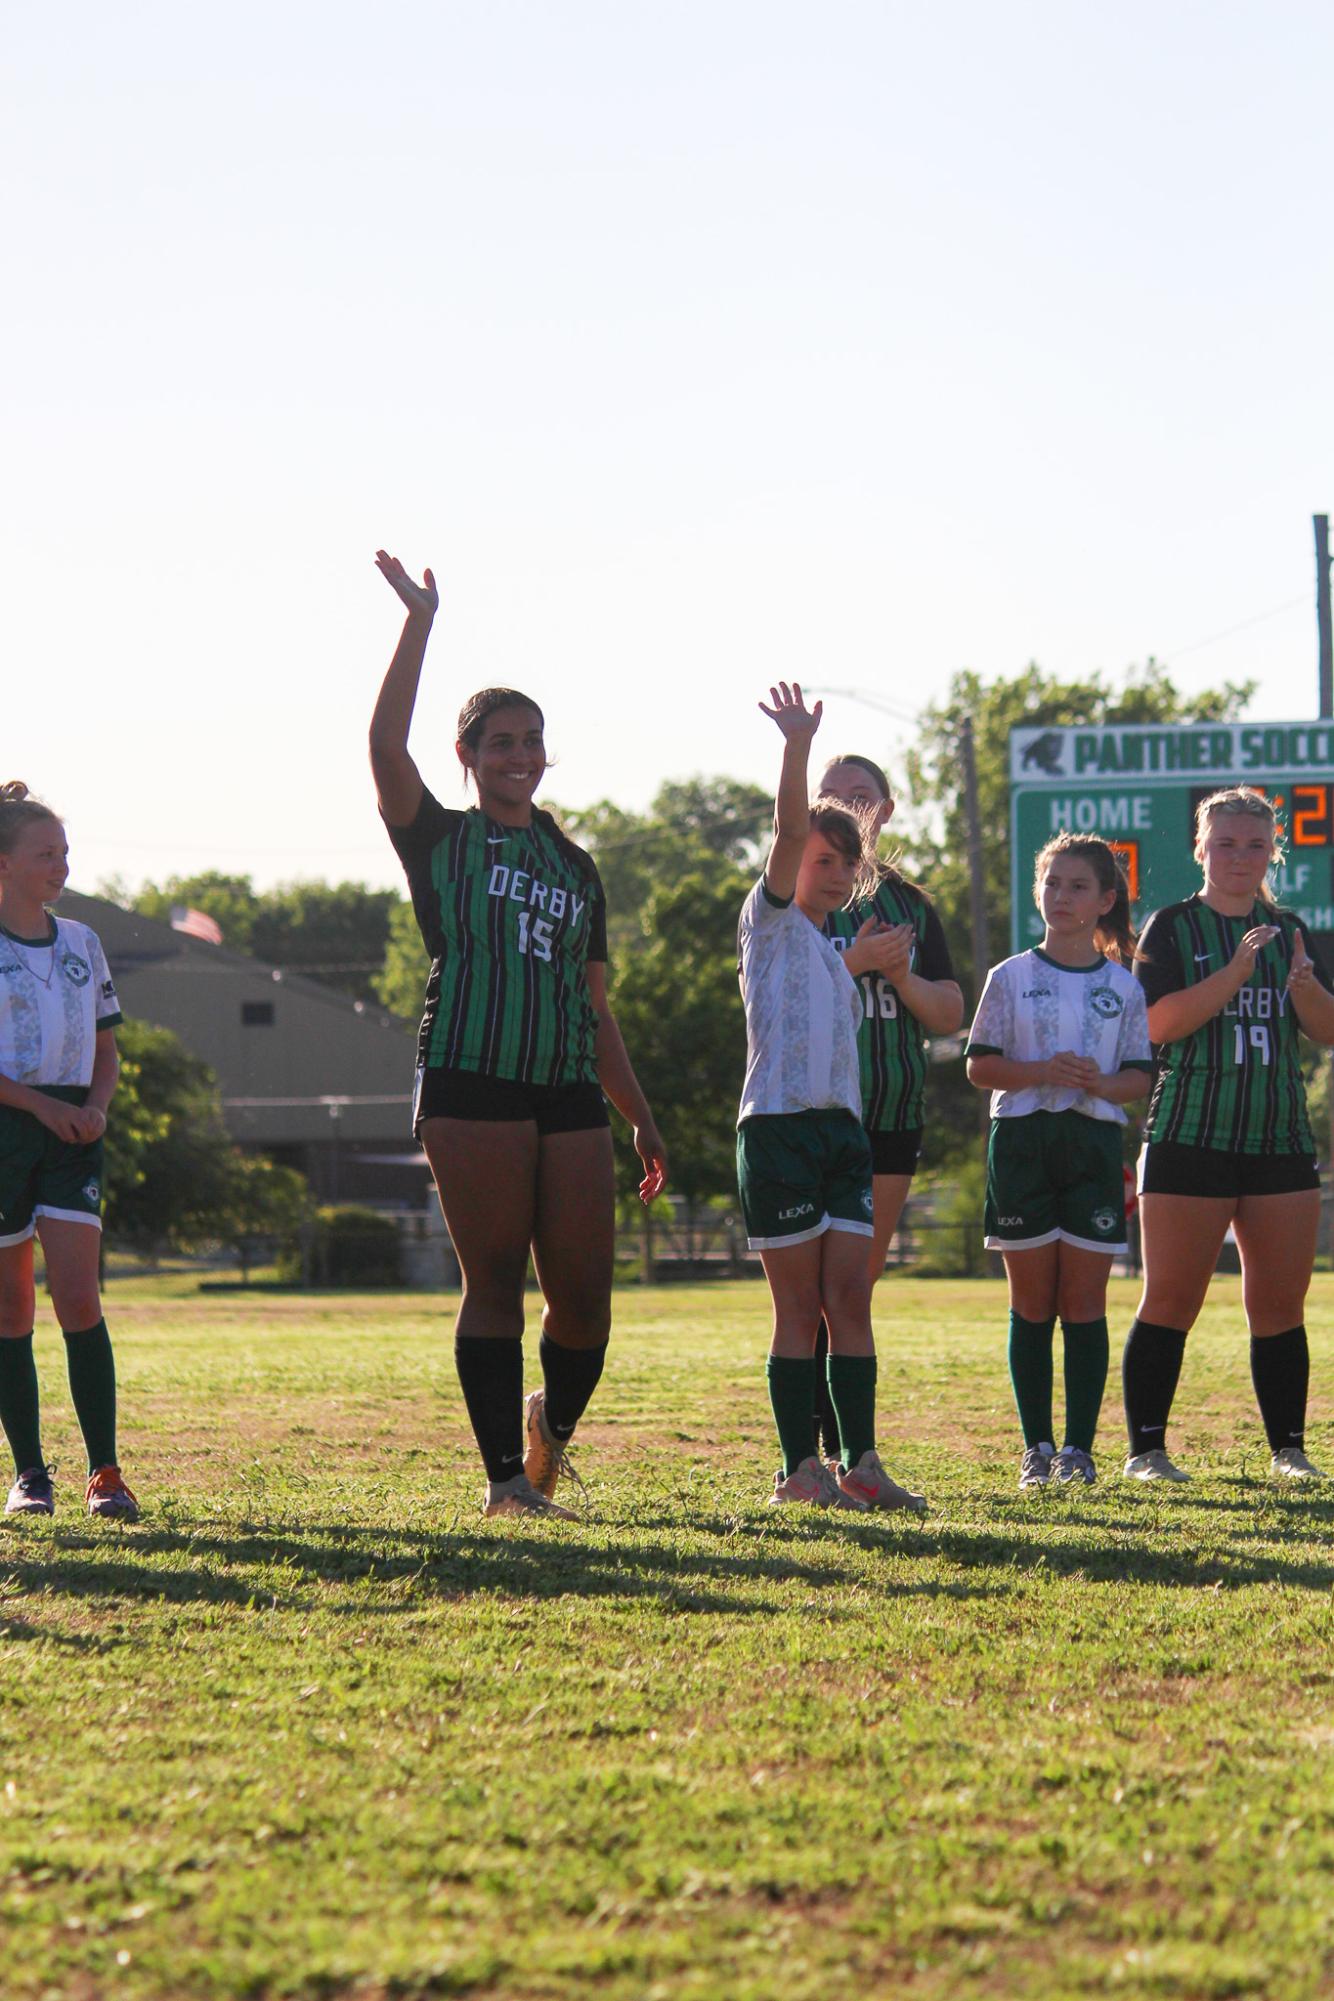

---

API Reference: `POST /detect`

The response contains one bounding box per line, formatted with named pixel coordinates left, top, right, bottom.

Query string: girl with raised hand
left=0, top=783, right=137, bottom=1520
left=737, top=683, right=926, bottom=1513
left=966, top=835, right=1152, bottom=1489
left=370, top=553, right=666, bottom=1520
left=811, top=753, right=964, bottom=1459
left=1124, top=788, right=1334, bottom=1483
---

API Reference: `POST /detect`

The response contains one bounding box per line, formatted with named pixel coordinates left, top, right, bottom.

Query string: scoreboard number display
left=1008, top=721, right=1334, bottom=959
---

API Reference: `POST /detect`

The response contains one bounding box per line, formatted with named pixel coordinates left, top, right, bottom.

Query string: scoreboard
left=1008, top=721, right=1334, bottom=957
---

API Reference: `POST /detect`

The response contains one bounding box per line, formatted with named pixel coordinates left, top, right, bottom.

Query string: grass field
left=3, top=1273, right=1334, bottom=2001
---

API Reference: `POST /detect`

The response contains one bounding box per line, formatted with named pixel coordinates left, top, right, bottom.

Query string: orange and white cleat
left=85, top=1466, right=140, bottom=1521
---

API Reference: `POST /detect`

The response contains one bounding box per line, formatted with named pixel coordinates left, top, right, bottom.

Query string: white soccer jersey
left=738, top=878, right=863, bottom=1121
left=0, top=918, right=123, bottom=1087
left=966, top=948, right=1150, bottom=1125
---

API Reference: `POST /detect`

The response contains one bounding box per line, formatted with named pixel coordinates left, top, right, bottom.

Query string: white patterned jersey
left=0, top=918, right=123, bottom=1087
left=738, top=878, right=863, bottom=1122
left=966, top=948, right=1151, bottom=1124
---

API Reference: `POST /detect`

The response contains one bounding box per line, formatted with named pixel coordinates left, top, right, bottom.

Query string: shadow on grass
left=0, top=1521, right=1008, bottom=1619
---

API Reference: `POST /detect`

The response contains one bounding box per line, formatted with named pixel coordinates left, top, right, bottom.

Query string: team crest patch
left=1091, top=1207, right=1117, bottom=1234
left=62, top=955, right=91, bottom=986
left=861, top=1191, right=874, bottom=1217
left=1090, top=987, right=1123, bottom=1018
left=83, top=1180, right=100, bottom=1206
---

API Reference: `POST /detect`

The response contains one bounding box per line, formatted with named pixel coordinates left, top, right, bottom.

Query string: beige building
left=61, top=891, right=429, bottom=1207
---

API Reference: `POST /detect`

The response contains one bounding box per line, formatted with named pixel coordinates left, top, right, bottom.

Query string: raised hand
left=1230, top=924, right=1279, bottom=981
left=1287, top=928, right=1315, bottom=995
left=374, top=550, right=439, bottom=623
left=758, top=681, right=822, bottom=744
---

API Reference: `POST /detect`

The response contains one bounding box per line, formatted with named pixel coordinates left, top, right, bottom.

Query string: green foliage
left=560, top=775, right=770, bottom=953
left=373, top=898, right=429, bottom=1020
left=214, top=1152, right=312, bottom=1280
left=105, top=1021, right=311, bottom=1257
left=608, top=865, right=751, bottom=1204
left=127, top=870, right=261, bottom=952
left=6, top=1275, right=1334, bottom=1999
left=276, top=1204, right=402, bottom=1287
left=104, top=1021, right=242, bottom=1251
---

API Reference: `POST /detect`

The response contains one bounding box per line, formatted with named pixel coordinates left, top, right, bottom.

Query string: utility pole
left=1317, top=514, right=1333, bottom=717
left=1317, top=516, right=1334, bottom=1262
left=959, top=714, right=990, bottom=1137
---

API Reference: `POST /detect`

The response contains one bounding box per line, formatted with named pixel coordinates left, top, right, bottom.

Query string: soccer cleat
left=1271, top=1446, right=1325, bottom=1481
left=483, top=1472, right=579, bottom=1521
left=1052, top=1446, right=1097, bottom=1486
left=5, top=1465, right=55, bottom=1517
left=523, top=1388, right=587, bottom=1505
left=1018, top=1442, right=1056, bottom=1489
left=769, top=1455, right=868, bottom=1510
left=85, top=1466, right=140, bottom=1521
left=836, top=1449, right=928, bottom=1513
left=1123, top=1448, right=1190, bottom=1484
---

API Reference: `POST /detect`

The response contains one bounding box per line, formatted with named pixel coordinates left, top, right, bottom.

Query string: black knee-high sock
left=1250, top=1326, right=1309, bottom=1454
left=1122, top=1318, right=1187, bottom=1457
left=454, top=1336, right=524, bottom=1482
left=0, top=1333, right=43, bottom=1475
left=62, top=1320, right=117, bottom=1474
left=539, top=1334, right=607, bottom=1441
left=811, top=1319, right=840, bottom=1460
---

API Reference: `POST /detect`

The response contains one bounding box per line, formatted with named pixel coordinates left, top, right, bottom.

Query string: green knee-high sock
left=767, top=1355, right=818, bottom=1477
left=62, top=1320, right=117, bottom=1473
left=1008, top=1312, right=1055, bottom=1449
left=1061, top=1317, right=1109, bottom=1454
left=827, top=1353, right=877, bottom=1468
left=0, top=1333, right=44, bottom=1475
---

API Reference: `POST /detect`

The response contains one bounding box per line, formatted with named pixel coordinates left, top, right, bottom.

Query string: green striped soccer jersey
left=823, top=872, right=956, bottom=1132
left=1136, top=896, right=1329, bottom=1155
left=385, top=789, right=607, bottom=1088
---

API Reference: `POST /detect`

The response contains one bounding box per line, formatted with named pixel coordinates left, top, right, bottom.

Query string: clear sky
left=6, top=1, right=1332, bottom=895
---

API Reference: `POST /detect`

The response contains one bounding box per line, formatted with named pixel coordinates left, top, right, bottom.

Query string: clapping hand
left=375, top=550, right=439, bottom=622
left=1287, top=929, right=1315, bottom=995
left=1230, top=924, right=1279, bottom=980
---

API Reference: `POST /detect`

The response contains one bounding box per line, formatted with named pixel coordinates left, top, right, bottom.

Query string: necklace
left=0, top=922, right=58, bottom=990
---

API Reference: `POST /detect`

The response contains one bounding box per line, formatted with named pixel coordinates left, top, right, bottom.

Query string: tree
left=213, top=1152, right=312, bottom=1282
left=374, top=900, right=429, bottom=1020
left=122, top=875, right=401, bottom=1006
left=250, top=881, right=399, bottom=1003
left=128, top=872, right=261, bottom=952
left=104, top=1021, right=310, bottom=1256
left=608, top=864, right=751, bottom=1212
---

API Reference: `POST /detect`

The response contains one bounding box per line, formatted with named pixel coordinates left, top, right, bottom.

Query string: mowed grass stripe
left=2, top=1276, right=1333, bottom=1999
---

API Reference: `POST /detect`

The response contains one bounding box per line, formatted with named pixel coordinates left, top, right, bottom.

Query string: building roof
left=59, top=890, right=419, bottom=1147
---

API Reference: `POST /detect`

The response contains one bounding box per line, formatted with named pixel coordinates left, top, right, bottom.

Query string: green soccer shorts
left=984, top=1110, right=1125, bottom=1255
left=736, top=1108, right=874, bottom=1251
left=0, top=1101, right=104, bottom=1249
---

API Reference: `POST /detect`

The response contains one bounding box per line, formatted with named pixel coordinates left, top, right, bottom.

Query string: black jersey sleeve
left=918, top=900, right=956, bottom=983
left=381, top=784, right=458, bottom=868
left=1134, top=906, right=1186, bottom=1007
left=586, top=858, right=609, bottom=964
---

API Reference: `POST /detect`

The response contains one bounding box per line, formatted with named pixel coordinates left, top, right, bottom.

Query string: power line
left=1162, top=593, right=1310, bottom=662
